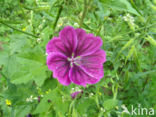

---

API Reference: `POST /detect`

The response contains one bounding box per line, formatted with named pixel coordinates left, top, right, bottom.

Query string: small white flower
left=89, top=93, right=94, bottom=97
left=26, top=98, right=30, bottom=102
left=37, top=38, right=41, bottom=43
left=71, top=88, right=75, bottom=92
left=123, top=13, right=135, bottom=26
left=123, top=16, right=128, bottom=21
left=74, top=23, right=79, bottom=27
left=26, top=95, right=33, bottom=102
left=100, top=107, right=105, bottom=112
left=126, top=13, right=130, bottom=17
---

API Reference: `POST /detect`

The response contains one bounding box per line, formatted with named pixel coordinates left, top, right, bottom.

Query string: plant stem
left=120, top=23, right=156, bottom=36
left=0, top=21, right=39, bottom=38
left=0, top=109, right=3, bottom=117
left=0, top=95, right=4, bottom=98
left=142, top=77, right=150, bottom=92
left=79, top=0, right=87, bottom=28
left=0, top=71, right=8, bottom=81
left=10, top=107, right=14, bottom=117
left=53, top=3, right=63, bottom=30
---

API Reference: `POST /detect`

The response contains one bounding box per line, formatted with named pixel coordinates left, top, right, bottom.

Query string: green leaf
left=103, top=99, right=118, bottom=110
left=115, top=38, right=134, bottom=61
left=41, top=77, right=57, bottom=92
left=133, top=47, right=142, bottom=72
left=125, top=45, right=135, bottom=63
left=72, top=108, right=79, bottom=117
left=99, top=0, right=140, bottom=16
left=11, top=63, right=47, bottom=86
left=7, top=46, right=48, bottom=86
left=0, top=51, right=9, bottom=66
left=119, top=0, right=140, bottom=16
left=9, top=34, right=29, bottom=54
left=76, top=98, right=95, bottom=115
left=15, top=105, right=32, bottom=117
left=130, top=0, right=143, bottom=16
left=17, top=46, right=46, bottom=64
left=145, top=35, right=156, bottom=46
left=33, top=91, right=53, bottom=114
left=33, top=88, right=69, bottom=115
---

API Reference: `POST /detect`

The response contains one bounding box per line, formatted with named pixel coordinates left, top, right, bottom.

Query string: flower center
left=67, top=53, right=81, bottom=67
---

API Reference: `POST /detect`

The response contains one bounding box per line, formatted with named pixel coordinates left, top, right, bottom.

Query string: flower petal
left=47, top=52, right=67, bottom=71
left=47, top=52, right=71, bottom=85
left=56, top=73, right=71, bottom=86
left=46, top=37, right=71, bottom=56
left=75, top=33, right=103, bottom=56
left=59, top=26, right=77, bottom=56
left=75, top=28, right=86, bottom=41
left=77, top=49, right=106, bottom=78
left=69, top=64, right=100, bottom=86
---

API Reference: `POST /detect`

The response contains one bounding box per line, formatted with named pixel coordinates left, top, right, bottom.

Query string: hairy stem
left=53, top=3, right=63, bottom=30
left=0, top=21, right=39, bottom=38
left=79, top=0, right=88, bottom=28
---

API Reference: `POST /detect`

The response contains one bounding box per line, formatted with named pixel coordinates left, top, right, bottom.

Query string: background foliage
left=0, top=0, right=156, bottom=117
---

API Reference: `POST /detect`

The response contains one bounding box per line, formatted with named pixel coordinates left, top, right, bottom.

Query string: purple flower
left=46, top=26, right=106, bottom=86
left=71, top=91, right=83, bottom=99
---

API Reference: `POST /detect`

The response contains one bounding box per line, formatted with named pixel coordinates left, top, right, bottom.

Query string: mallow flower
left=46, top=26, right=106, bottom=86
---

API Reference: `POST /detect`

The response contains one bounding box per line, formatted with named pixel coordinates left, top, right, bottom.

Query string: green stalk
left=10, top=107, right=14, bottom=117
left=0, top=71, right=8, bottom=81
left=0, top=21, right=39, bottom=38
left=53, top=3, right=63, bottom=30
left=0, top=95, right=4, bottom=98
left=120, top=23, right=156, bottom=36
left=79, top=0, right=88, bottom=28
